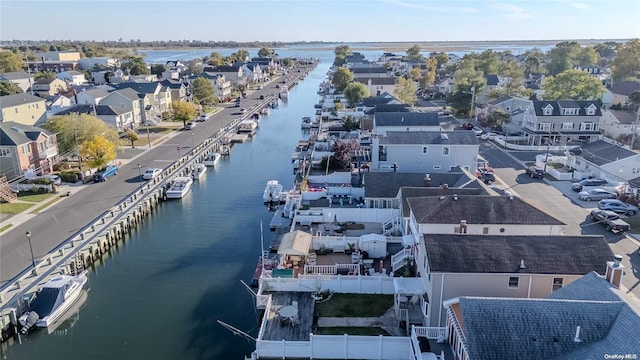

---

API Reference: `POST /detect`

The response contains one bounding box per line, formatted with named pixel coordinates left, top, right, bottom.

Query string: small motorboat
left=261, top=107, right=270, bottom=116
left=19, top=271, right=88, bottom=334
left=191, top=163, right=206, bottom=180
left=165, top=176, right=193, bottom=199
left=203, top=153, right=220, bottom=167
left=220, top=145, right=231, bottom=157
left=263, top=180, right=283, bottom=203
left=238, top=119, right=258, bottom=134
left=301, top=116, right=312, bottom=129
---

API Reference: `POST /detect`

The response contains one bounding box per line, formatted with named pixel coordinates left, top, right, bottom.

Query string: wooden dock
left=229, top=134, right=250, bottom=143
left=269, top=206, right=291, bottom=231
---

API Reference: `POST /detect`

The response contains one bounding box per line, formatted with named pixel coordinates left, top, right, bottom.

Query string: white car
left=480, top=132, right=499, bottom=140
left=142, top=168, right=162, bottom=180
left=43, top=174, right=62, bottom=185
left=184, top=122, right=196, bottom=130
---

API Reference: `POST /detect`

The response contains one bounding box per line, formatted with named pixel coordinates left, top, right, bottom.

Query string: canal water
left=4, top=61, right=332, bottom=360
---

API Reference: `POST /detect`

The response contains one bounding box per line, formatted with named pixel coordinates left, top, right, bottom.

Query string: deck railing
left=304, top=263, right=359, bottom=275
left=391, top=248, right=412, bottom=272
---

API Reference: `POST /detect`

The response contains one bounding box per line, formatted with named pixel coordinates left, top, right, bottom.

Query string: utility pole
left=631, top=104, right=640, bottom=150
left=73, top=128, right=82, bottom=170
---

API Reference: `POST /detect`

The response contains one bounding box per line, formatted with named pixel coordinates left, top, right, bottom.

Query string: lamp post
left=191, top=132, right=194, bottom=149
left=137, top=162, right=142, bottom=185
left=25, top=231, right=35, bottom=269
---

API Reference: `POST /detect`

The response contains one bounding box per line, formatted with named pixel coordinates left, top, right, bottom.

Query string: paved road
left=479, top=140, right=640, bottom=299
left=0, top=66, right=313, bottom=285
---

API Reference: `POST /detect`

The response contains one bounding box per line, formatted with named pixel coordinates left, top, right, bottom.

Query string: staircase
left=0, top=176, right=17, bottom=203
left=392, top=248, right=413, bottom=273
left=382, top=215, right=402, bottom=235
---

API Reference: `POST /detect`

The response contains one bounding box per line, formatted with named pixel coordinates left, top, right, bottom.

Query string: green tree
left=0, top=52, right=24, bottom=72
left=257, top=47, right=274, bottom=57
left=543, top=69, right=606, bottom=100
left=80, top=135, right=116, bottom=168
left=334, top=45, right=351, bottom=66
left=42, top=113, right=119, bottom=155
left=424, top=58, right=437, bottom=87
left=410, top=66, right=422, bottom=82
left=191, top=77, right=217, bottom=106
left=282, top=58, right=293, bottom=68
left=593, top=42, right=618, bottom=59
left=612, top=39, right=640, bottom=81
left=475, top=50, right=500, bottom=75
left=574, top=46, right=599, bottom=67
left=171, top=100, right=198, bottom=127
left=343, top=82, right=369, bottom=107
left=121, top=56, right=149, bottom=75
left=522, top=48, right=546, bottom=75
left=406, top=45, right=423, bottom=61
left=208, top=52, right=225, bottom=66
left=0, top=80, right=23, bottom=95
left=546, top=41, right=581, bottom=75
left=485, top=108, right=511, bottom=129
left=446, top=91, right=474, bottom=117
left=331, top=67, right=353, bottom=92
left=433, top=52, right=449, bottom=68
left=628, top=90, right=640, bottom=110
left=342, top=115, right=360, bottom=132
left=34, top=71, right=56, bottom=80
left=150, top=64, right=167, bottom=76
left=498, top=60, right=525, bottom=96
left=453, top=65, right=486, bottom=95
left=394, top=77, right=417, bottom=105
left=122, top=128, right=139, bottom=148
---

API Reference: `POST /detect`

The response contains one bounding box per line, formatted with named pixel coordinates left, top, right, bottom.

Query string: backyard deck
left=261, top=292, right=315, bottom=341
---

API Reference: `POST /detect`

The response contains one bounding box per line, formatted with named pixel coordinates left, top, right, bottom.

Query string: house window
left=586, top=105, right=596, bottom=115
left=552, top=277, right=564, bottom=291
left=632, top=168, right=640, bottom=174
left=422, top=146, right=428, bottom=154
left=562, top=108, right=578, bottom=115
left=483, top=227, right=489, bottom=234
left=442, top=146, right=450, bottom=156
left=14, top=108, right=18, bottom=113
left=21, top=145, right=30, bottom=154
left=538, top=123, right=551, bottom=131
left=433, top=165, right=441, bottom=170
left=580, top=122, right=596, bottom=131
left=508, top=276, right=519, bottom=288
left=543, top=105, right=553, bottom=115
left=561, top=122, right=573, bottom=130
left=0, top=148, right=10, bottom=157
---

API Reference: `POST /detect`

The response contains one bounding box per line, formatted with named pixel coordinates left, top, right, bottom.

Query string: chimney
left=453, top=194, right=458, bottom=200
left=459, top=220, right=467, bottom=234
left=424, top=174, right=431, bottom=187
left=573, top=326, right=582, bottom=343
left=519, top=259, right=526, bottom=270
left=605, top=255, right=625, bottom=288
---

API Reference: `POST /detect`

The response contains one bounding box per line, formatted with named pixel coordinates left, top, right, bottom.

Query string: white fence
left=256, top=334, right=411, bottom=359
left=260, top=274, right=397, bottom=294
left=10, top=183, right=53, bottom=192
left=544, top=167, right=573, bottom=181
left=493, top=137, right=578, bottom=151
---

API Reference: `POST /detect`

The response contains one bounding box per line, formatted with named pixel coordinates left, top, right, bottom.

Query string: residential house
left=56, top=70, right=87, bottom=86
left=373, top=112, right=440, bottom=135
left=99, top=88, right=144, bottom=126
left=159, top=79, right=189, bottom=102
left=74, top=88, right=109, bottom=105
left=521, top=100, right=602, bottom=145
left=567, top=139, right=640, bottom=184
left=55, top=104, right=134, bottom=132
left=443, top=271, right=640, bottom=360
left=0, top=93, right=47, bottom=126
left=204, top=65, right=246, bottom=88
left=475, top=74, right=502, bottom=104
left=250, top=57, right=277, bottom=74
left=77, top=57, right=117, bottom=70
left=31, top=78, right=67, bottom=97
left=602, top=80, right=640, bottom=109
left=600, top=109, right=639, bottom=142
left=371, top=131, right=479, bottom=173
left=188, top=73, right=232, bottom=102
left=435, top=75, right=454, bottom=95
left=161, top=68, right=181, bottom=81
left=524, top=72, right=545, bottom=99
left=0, top=121, right=59, bottom=178
left=112, top=82, right=171, bottom=124
left=130, top=74, right=158, bottom=83
left=356, top=77, right=397, bottom=97
left=25, top=60, right=79, bottom=73
left=344, top=52, right=366, bottom=67
left=351, top=64, right=389, bottom=78
left=241, top=63, right=266, bottom=83
left=45, top=94, right=72, bottom=116
left=0, top=71, right=32, bottom=93
left=419, top=233, right=611, bottom=327
left=32, top=51, right=81, bottom=62
left=485, top=96, right=532, bottom=130
left=91, top=70, right=110, bottom=85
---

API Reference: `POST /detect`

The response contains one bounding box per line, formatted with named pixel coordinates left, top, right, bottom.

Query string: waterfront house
left=355, top=77, right=397, bottom=97
left=241, top=63, right=266, bottom=83
left=0, top=121, right=59, bottom=178
left=74, top=88, right=109, bottom=105
left=370, top=131, right=479, bottom=173
left=55, top=104, right=134, bottom=133
left=599, top=109, right=639, bottom=143
left=205, top=65, right=246, bottom=89
left=0, top=93, right=47, bottom=126
left=159, top=79, right=189, bottom=103
left=351, top=64, right=389, bottom=79
left=601, top=80, right=640, bottom=108
left=443, top=270, right=640, bottom=360
left=99, top=88, right=144, bottom=126
left=420, top=233, right=612, bottom=327
left=56, top=70, right=87, bottom=86
left=113, top=82, right=171, bottom=123
left=188, top=73, right=232, bottom=102
left=0, top=71, right=32, bottom=93
left=77, top=57, right=117, bottom=70
left=520, top=100, right=602, bottom=145
left=567, top=139, right=640, bottom=184
left=373, top=111, right=440, bottom=136
left=31, top=78, right=67, bottom=97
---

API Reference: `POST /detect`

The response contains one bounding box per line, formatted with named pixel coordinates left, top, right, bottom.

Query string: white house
left=371, top=131, right=479, bottom=173
left=373, top=111, right=441, bottom=135
left=0, top=71, right=32, bottom=93
left=567, top=139, right=640, bottom=184
left=77, top=57, right=117, bottom=70
left=56, top=70, right=87, bottom=85
left=599, top=109, right=640, bottom=142
left=355, top=77, right=397, bottom=97
left=74, top=88, right=109, bottom=105
left=99, top=88, right=143, bottom=125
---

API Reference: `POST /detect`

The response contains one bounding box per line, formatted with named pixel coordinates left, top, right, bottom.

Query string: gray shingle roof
left=425, top=234, right=611, bottom=274
left=0, top=121, right=50, bottom=145
left=364, top=172, right=472, bottom=198
left=485, top=74, right=499, bottom=86
left=568, top=140, right=637, bottom=165
left=547, top=272, right=621, bottom=302
left=375, top=112, right=439, bottom=127
left=79, top=88, right=109, bottom=98
left=0, top=71, right=30, bottom=80
left=113, top=82, right=161, bottom=94
left=374, top=104, right=410, bottom=113
left=408, top=195, right=565, bottom=225
left=111, top=88, right=140, bottom=101
left=608, top=109, right=637, bottom=124
left=55, top=104, right=128, bottom=116
left=0, top=93, right=44, bottom=108
left=609, top=80, right=640, bottom=96
left=400, top=186, right=485, bottom=217
left=458, top=297, right=626, bottom=360
left=380, top=131, right=478, bottom=145
left=356, top=77, right=396, bottom=86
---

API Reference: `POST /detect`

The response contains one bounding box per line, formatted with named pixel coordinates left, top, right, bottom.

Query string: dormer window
left=543, top=104, right=553, bottom=115
left=586, top=104, right=597, bottom=115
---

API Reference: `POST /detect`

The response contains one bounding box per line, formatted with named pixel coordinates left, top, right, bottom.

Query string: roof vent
left=453, top=194, right=458, bottom=200
left=613, top=254, right=623, bottom=267
left=439, top=196, right=445, bottom=200
left=440, top=133, right=449, bottom=140
left=573, top=326, right=582, bottom=343
left=519, top=260, right=526, bottom=269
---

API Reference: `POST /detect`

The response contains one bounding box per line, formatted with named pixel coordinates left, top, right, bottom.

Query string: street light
left=25, top=230, right=35, bottom=269
left=191, top=132, right=194, bottom=149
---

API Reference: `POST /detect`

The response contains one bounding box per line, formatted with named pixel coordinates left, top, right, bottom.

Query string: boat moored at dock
left=238, top=119, right=258, bottom=134
left=191, top=163, right=206, bottom=180
left=203, top=152, right=220, bottom=167
left=263, top=180, right=284, bottom=204
left=165, top=176, right=193, bottom=199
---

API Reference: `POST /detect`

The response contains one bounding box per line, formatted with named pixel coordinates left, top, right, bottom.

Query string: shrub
left=59, top=171, right=79, bottom=183
left=32, top=177, right=52, bottom=185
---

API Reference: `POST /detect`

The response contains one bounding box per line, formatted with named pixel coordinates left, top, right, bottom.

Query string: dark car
left=259, top=95, right=265, bottom=100
left=525, top=166, right=544, bottom=179
left=477, top=169, right=496, bottom=184
left=571, top=178, right=608, bottom=192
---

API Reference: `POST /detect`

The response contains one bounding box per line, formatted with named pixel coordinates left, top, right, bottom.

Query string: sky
left=0, top=0, right=638, bottom=42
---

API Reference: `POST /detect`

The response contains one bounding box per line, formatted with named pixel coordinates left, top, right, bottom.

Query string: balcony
left=38, top=146, right=58, bottom=159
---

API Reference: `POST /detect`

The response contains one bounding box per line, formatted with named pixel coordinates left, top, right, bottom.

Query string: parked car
left=571, top=178, right=608, bottom=192
left=598, top=199, right=639, bottom=215
left=197, top=114, right=209, bottom=122
left=578, top=188, right=616, bottom=201
left=184, top=122, right=196, bottom=130
left=93, top=165, right=118, bottom=182
left=477, top=169, right=496, bottom=184
left=472, top=127, right=483, bottom=136
left=240, top=108, right=247, bottom=114
left=143, top=168, right=162, bottom=180
left=259, top=95, right=265, bottom=100
left=525, top=166, right=544, bottom=179
left=42, top=174, right=62, bottom=185
left=480, top=132, right=499, bottom=140
left=590, top=209, right=631, bottom=233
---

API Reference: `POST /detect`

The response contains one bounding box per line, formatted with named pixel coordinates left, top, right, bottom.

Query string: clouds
left=567, top=2, right=593, bottom=10
left=490, top=1, right=533, bottom=20
left=378, top=0, right=478, bottom=13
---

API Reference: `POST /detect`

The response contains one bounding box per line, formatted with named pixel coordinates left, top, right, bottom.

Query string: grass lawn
left=0, top=224, right=13, bottom=232
left=316, top=327, right=390, bottom=336
left=17, top=192, right=54, bottom=203
left=0, top=202, right=34, bottom=214
left=315, top=294, right=394, bottom=317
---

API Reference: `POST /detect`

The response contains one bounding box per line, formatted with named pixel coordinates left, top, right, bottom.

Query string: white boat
left=165, top=176, right=193, bottom=199
left=191, top=163, right=206, bottom=180
left=203, top=153, right=220, bottom=167
left=301, top=116, right=312, bottom=129
left=19, top=271, right=88, bottom=333
left=238, top=119, right=258, bottom=134
left=261, top=107, right=270, bottom=116
left=263, top=180, right=283, bottom=203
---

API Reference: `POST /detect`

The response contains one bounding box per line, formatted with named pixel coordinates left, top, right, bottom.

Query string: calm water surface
left=4, top=62, right=332, bottom=360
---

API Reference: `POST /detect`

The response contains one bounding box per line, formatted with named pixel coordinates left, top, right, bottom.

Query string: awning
left=277, top=230, right=312, bottom=256
left=393, top=277, right=426, bottom=295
